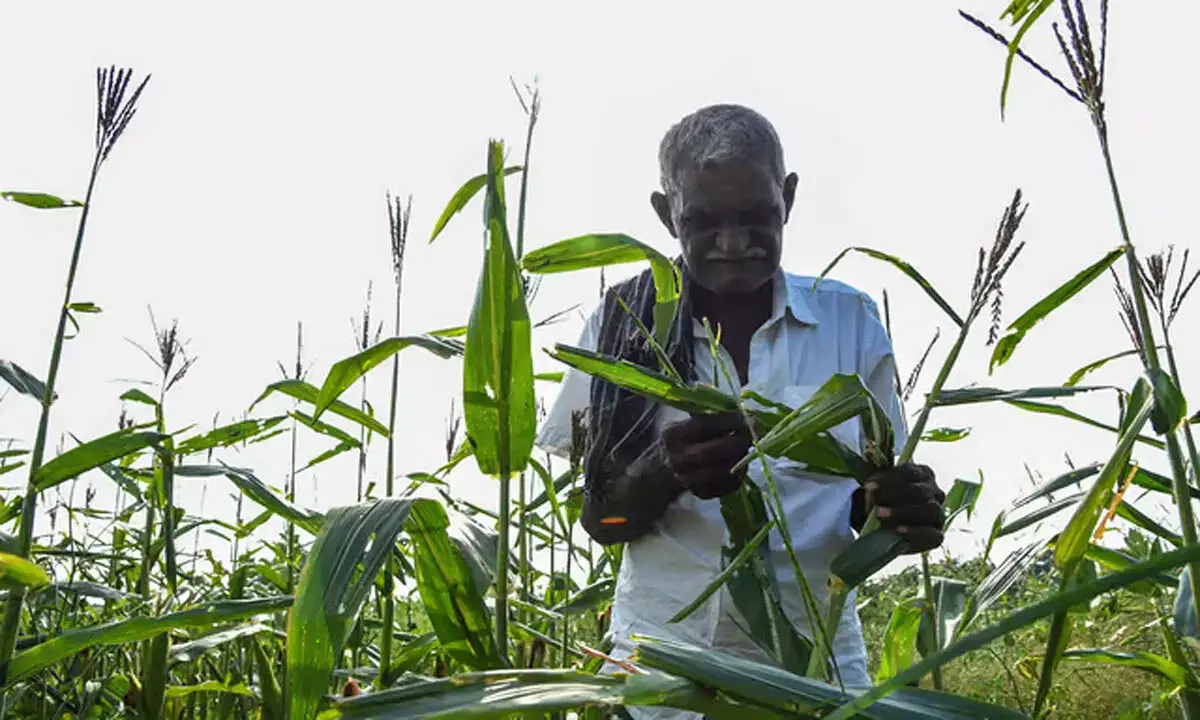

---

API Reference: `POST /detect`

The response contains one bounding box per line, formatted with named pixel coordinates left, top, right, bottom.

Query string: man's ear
left=782, top=172, right=799, bottom=221
left=650, top=191, right=677, bottom=238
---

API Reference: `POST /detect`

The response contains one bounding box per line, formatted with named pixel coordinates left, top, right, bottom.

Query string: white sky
left=2, top=1, right=1197, bottom=573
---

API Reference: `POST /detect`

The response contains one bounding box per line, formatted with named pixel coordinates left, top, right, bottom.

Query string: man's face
left=652, top=159, right=798, bottom=295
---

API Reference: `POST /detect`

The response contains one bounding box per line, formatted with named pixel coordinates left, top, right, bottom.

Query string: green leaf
left=553, top=579, right=614, bottom=617
left=989, top=248, right=1124, bottom=372
left=175, top=416, right=287, bottom=456
left=5, top=596, right=291, bottom=685
left=523, top=233, right=682, bottom=347
left=429, top=166, right=522, bottom=243
left=0, top=359, right=54, bottom=403
left=1, top=191, right=83, bottom=209
left=831, top=529, right=907, bottom=589
left=933, top=385, right=1111, bottom=406
left=1065, top=348, right=1147, bottom=387
left=815, top=246, right=964, bottom=328
left=34, top=428, right=167, bottom=492
left=288, top=498, right=419, bottom=719
left=120, top=388, right=159, bottom=406
left=252, top=379, right=388, bottom=438
left=997, top=0, right=1055, bottom=116
left=878, top=598, right=925, bottom=682
left=175, top=464, right=324, bottom=536
left=313, top=335, right=463, bottom=422
left=1055, top=377, right=1155, bottom=571
left=1082, top=544, right=1176, bottom=592
left=1115, top=500, right=1182, bottom=548
left=0, top=552, right=50, bottom=591
left=170, top=623, right=274, bottom=664
left=825, top=542, right=1200, bottom=720
left=405, top=499, right=503, bottom=670
left=1058, top=648, right=1190, bottom=687
left=1011, top=464, right=1100, bottom=512
left=462, top=141, right=536, bottom=477
left=957, top=539, right=1048, bottom=637
left=534, top=371, right=564, bottom=383
left=998, top=493, right=1081, bottom=538
left=917, top=577, right=968, bottom=655
left=944, top=478, right=982, bottom=529
left=165, top=681, right=257, bottom=699
left=921, top=427, right=971, bottom=443
left=68, top=301, right=101, bottom=313
left=1147, top=367, right=1188, bottom=434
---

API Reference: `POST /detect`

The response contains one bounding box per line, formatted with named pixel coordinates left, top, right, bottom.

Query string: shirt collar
left=772, top=269, right=820, bottom=328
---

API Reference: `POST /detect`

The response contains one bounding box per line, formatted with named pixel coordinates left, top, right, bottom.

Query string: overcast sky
left=2, top=1, right=1197, bottom=570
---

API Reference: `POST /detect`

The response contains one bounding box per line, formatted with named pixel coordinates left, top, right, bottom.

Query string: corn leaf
left=120, top=388, right=158, bottom=406
left=1065, top=348, right=1148, bottom=387
left=1147, top=367, right=1188, bottom=434
left=312, top=335, right=463, bottom=422
left=287, top=498, right=419, bottom=720
left=1055, top=377, right=1155, bottom=572
left=1, top=191, right=83, bottom=209
left=832, top=529, right=907, bottom=590
left=523, top=233, right=682, bottom=346
left=251, top=379, right=388, bottom=438
left=1011, top=464, right=1100, bottom=512
left=34, top=428, right=166, bottom=493
left=825, top=542, right=1200, bottom=720
left=4, top=596, right=290, bottom=685
left=921, top=427, right=971, bottom=443
left=990, top=248, right=1124, bottom=372
left=405, top=499, right=503, bottom=671
left=917, top=577, right=968, bottom=656
left=165, top=681, right=257, bottom=699
left=429, top=165, right=522, bottom=243
left=462, top=141, right=535, bottom=476
left=0, top=553, right=50, bottom=591
left=0, top=359, right=54, bottom=403
left=878, top=598, right=925, bottom=683
left=815, top=246, right=964, bottom=328
left=1115, top=501, right=1182, bottom=548
left=957, top=539, right=1048, bottom=638
left=1058, top=648, right=1190, bottom=687
left=998, top=493, right=1081, bottom=538
left=1082, top=545, right=1176, bottom=592
left=176, top=464, right=324, bottom=536
left=997, top=0, right=1055, bottom=115
left=175, top=416, right=286, bottom=456
left=944, top=478, right=982, bottom=529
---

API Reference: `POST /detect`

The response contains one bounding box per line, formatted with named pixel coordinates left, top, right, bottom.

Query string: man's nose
left=714, top=226, right=752, bottom=256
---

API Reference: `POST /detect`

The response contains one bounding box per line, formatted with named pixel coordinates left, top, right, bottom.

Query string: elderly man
left=535, top=104, right=945, bottom=719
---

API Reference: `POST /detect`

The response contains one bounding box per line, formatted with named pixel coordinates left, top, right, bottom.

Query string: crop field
left=1, top=2, right=1198, bottom=719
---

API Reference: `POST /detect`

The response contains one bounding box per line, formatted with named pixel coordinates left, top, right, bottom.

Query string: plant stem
left=1096, top=130, right=1200, bottom=629
left=0, top=151, right=102, bottom=668
left=380, top=271, right=403, bottom=686
left=516, top=472, right=528, bottom=668
left=496, top=473, right=511, bottom=661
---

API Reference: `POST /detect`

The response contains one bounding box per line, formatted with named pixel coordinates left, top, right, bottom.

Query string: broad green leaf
left=1058, top=648, right=1190, bottom=687
left=998, top=493, right=1081, bottom=538
left=1055, top=377, right=1155, bottom=571
left=165, top=681, right=257, bottom=699
left=0, top=462, right=24, bottom=478
left=957, top=539, right=1048, bottom=638
left=68, top=301, right=101, bottom=313
left=0, top=552, right=50, bottom=591
left=1011, top=464, right=1100, bottom=512
left=534, top=371, right=564, bottom=383
left=313, top=335, right=463, bottom=422
left=944, top=478, right=982, bottom=529
left=523, top=233, right=681, bottom=346
left=288, top=498, right=421, bottom=719
left=917, top=577, right=968, bottom=655
left=921, top=427, right=971, bottom=443
left=175, top=416, right=286, bottom=456
left=1115, top=500, right=1182, bottom=547
left=175, top=464, right=324, bottom=536
left=404, top=499, right=503, bottom=670
left=815, top=246, right=964, bottom=328
left=120, top=388, right=158, bottom=406
left=553, top=579, right=614, bottom=617
left=315, top=669, right=714, bottom=720
left=0, top=359, right=54, bottom=403
left=34, top=428, right=166, bottom=492
left=1082, top=545, right=1176, bottom=592
left=5, top=596, right=291, bottom=685
left=825, top=542, right=1200, bottom=720
left=429, top=165, right=522, bottom=243
left=1, top=191, right=83, bottom=209
left=251, top=379, right=388, bottom=437
left=299, top=440, right=358, bottom=473
left=33, top=580, right=134, bottom=603
left=878, top=598, right=924, bottom=682
left=1006, top=400, right=1164, bottom=450
left=1147, top=367, right=1188, bottom=434
left=832, top=529, right=907, bottom=589
left=990, top=248, right=1124, bottom=372
left=933, top=385, right=1111, bottom=406
left=169, top=623, right=274, bottom=664
left=462, top=141, right=536, bottom=476
left=291, top=411, right=359, bottom=446
left=636, top=635, right=1025, bottom=719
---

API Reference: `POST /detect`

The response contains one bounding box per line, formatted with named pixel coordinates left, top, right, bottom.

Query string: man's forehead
left=671, top=161, right=784, bottom=209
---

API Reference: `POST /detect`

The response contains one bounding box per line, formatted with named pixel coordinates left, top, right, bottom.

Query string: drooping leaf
left=877, top=598, right=925, bottom=682
left=990, top=248, right=1124, bottom=372
left=998, top=493, right=1081, bottom=538
left=1, top=191, right=83, bottom=209
left=0, top=553, right=50, bottom=591
left=34, top=428, right=167, bottom=492
left=996, top=0, right=1056, bottom=116
left=921, top=427, right=971, bottom=443
left=523, top=233, right=682, bottom=346
left=313, top=335, right=464, bottom=422
left=1058, top=648, right=1190, bottom=687
left=5, top=596, right=291, bottom=685
left=1055, top=377, right=1155, bottom=572
left=175, top=416, right=286, bottom=456
left=917, top=577, right=969, bottom=655
left=1065, top=348, right=1148, bottom=387
left=1011, top=464, right=1100, bottom=512
left=957, top=539, right=1048, bottom=637
left=553, top=579, right=615, bottom=617
left=164, top=681, right=257, bottom=699
left=831, top=529, right=907, bottom=590
left=288, top=499, right=421, bottom=719
left=251, top=379, right=388, bottom=437
left=815, top=246, right=964, bottom=328
left=1115, top=501, right=1182, bottom=548
left=944, top=478, right=983, bottom=529
left=429, top=166, right=522, bottom=243
left=462, top=141, right=536, bottom=477
left=175, top=464, right=324, bottom=536
left=1146, top=367, right=1188, bottom=434
left=170, top=623, right=274, bottom=664
left=120, top=388, right=159, bottom=406
left=0, top=359, right=54, bottom=403
left=824, top=542, right=1200, bottom=720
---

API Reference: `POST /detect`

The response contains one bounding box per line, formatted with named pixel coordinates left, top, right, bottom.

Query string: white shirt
left=535, top=270, right=907, bottom=720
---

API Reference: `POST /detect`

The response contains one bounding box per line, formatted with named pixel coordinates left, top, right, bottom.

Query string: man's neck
left=688, top=278, right=774, bottom=335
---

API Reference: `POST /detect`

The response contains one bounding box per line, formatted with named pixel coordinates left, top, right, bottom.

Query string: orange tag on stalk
left=600, top=516, right=627, bottom=525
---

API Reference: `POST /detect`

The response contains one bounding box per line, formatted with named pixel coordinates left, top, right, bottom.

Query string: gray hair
left=657, top=104, right=786, bottom=195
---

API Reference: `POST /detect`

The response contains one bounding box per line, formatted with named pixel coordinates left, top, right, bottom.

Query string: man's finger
left=683, top=468, right=742, bottom=499
left=870, top=478, right=942, bottom=508
left=668, top=433, right=750, bottom=471
left=879, top=500, right=944, bottom=530
left=662, top=413, right=747, bottom=447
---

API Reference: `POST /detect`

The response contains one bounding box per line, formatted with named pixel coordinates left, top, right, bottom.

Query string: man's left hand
left=864, top=463, right=945, bottom=553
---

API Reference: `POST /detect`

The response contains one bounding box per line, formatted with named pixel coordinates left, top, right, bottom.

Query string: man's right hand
left=661, top=412, right=753, bottom=500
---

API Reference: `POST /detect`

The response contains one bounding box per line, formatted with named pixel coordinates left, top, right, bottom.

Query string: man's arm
left=580, top=439, right=684, bottom=546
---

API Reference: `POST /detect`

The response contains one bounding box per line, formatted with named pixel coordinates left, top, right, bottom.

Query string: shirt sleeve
left=534, top=304, right=605, bottom=460
left=857, top=294, right=910, bottom=459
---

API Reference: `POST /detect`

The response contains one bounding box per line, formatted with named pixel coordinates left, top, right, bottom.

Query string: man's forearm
left=581, top=441, right=683, bottom=546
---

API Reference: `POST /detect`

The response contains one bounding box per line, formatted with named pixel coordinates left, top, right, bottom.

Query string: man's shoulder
left=780, top=271, right=878, bottom=308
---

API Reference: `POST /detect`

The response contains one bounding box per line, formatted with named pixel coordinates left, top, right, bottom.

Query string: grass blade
left=0, top=360, right=54, bottom=403
left=174, top=416, right=286, bottom=456
left=312, top=335, right=463, bottom=422
left=252, top=379, right=388, bottom=437
left=815, top=246, right=965, bottom=328
left=0, top=191, right=83, bottom=209
left=429, top=166, right=522, bottom=243
left=877, top=598, right=924, bottom=683
left=33, top=428, right=166, bottom=493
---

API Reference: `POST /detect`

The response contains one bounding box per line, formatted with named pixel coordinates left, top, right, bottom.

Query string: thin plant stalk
left=380, top=192, right=410, bottom=685
left=0, top=67, right=150, bottom=667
